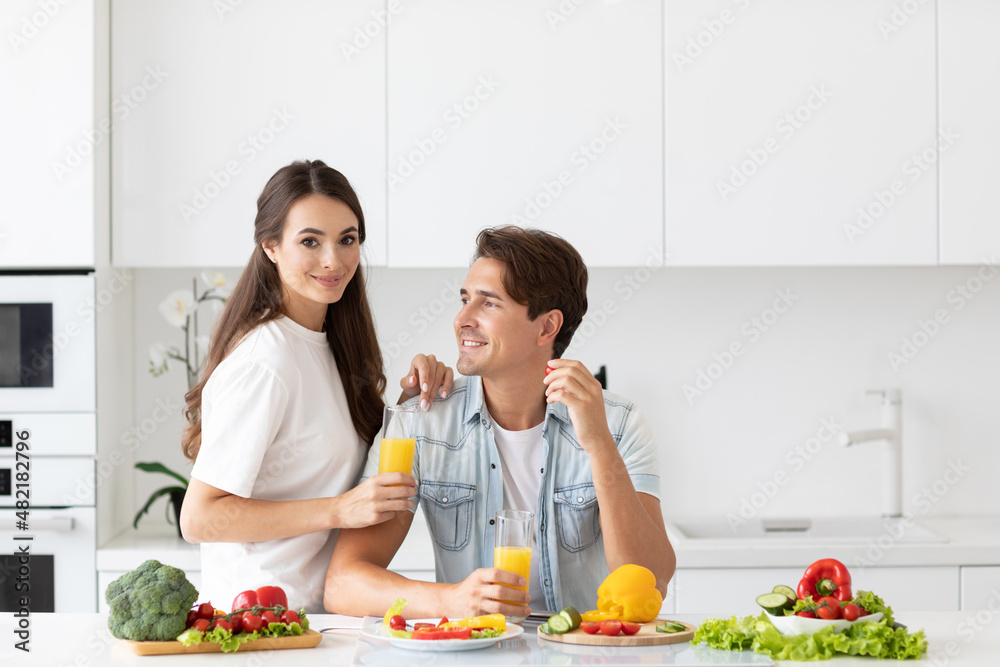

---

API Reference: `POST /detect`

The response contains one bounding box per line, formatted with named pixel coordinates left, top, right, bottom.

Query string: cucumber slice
left=558, top=606, right=582, bottom=631
left=546, top=613, right=572, bottom=634
left=772, top=585, right=797, bottom=602
left=656, top=621, right=687, bottom=633
left=757, top=592, right=794, bottom=615
left=539, top=622, right=551, bottom=634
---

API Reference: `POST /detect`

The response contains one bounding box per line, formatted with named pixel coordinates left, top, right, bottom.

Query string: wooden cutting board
left=537, top=620, right=696, bottom=646
left=121, top=629, right=322, bottom=655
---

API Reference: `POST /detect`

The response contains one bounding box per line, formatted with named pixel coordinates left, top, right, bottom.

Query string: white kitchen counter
left=3, top=612, right=996, bottom=666
left=99, top=514, right=1000, bottom=573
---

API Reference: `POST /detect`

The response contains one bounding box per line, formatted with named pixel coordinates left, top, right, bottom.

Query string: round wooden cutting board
left=536, top=620, right=696, bottom=646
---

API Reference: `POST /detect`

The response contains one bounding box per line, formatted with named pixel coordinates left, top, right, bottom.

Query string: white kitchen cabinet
left=386, top=0, right=663, bottom=267
left=674, top=567, right=959, bottom=614
left=938, top=0, right=1000, bottom=264
left=111, top=0, right=387, bottom=267
left=960, top=566, right=1000, bottom=612
left=665, top=0, right=937, bottom=266
left=0, top=0, right=94, bottom=268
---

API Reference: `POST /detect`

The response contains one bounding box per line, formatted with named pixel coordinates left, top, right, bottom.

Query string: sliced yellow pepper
left=581, top=609, right=620, bottom=622
left=593, top=564, right=663, bottom=623
left=442, top=613, right=506, bottom=631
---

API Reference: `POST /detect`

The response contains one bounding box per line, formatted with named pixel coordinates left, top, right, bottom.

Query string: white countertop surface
left=98, top=514, right=1000, bottom=573
left=3, top=611, right=995, bottom=666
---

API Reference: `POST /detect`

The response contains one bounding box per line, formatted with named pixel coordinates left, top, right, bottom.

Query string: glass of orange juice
left=494, top=509, right=534, bottom=623
left=377, top=404, right=418, bottom=481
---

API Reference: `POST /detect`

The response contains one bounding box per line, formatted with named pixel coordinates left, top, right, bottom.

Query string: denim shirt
left=361, top=375, right=661, bottom=613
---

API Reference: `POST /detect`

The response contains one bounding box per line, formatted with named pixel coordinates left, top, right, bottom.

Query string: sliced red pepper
left=797, top=558, right=852, bottom=602
left=412, top=626, right=473, bottom=640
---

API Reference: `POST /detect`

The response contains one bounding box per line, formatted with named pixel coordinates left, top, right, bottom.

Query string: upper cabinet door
left=666, top=1, right=937, bottom=266
left=112, top=1, right=387, bottom=267
left=1, top=0, right=94, bottom=268
left=939, top=0, right=1000, bottom=265
left=386, top=0, right=663, bottom=267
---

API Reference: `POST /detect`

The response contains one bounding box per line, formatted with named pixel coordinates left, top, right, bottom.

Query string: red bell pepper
left=411, top=626, right=473, bottom=640
left=797, top=558, right=852, bottom=602
left=231, top=585, right=289, bottom=612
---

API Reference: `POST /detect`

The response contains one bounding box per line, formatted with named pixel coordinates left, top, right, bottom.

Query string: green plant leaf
left=133, top=485, right=187, bottom=529
left=135, top=461, right=189, bottom=487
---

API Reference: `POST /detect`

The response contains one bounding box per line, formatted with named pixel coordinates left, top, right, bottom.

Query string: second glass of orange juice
left=494, top=509, right=534, bottom=623
left=377, top=404, right=418, bottom=481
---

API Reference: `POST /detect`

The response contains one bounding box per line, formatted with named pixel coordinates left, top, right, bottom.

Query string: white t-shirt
left=491, top=416, right=547, bottom=610
left=191, top=316, right=365, bottom=613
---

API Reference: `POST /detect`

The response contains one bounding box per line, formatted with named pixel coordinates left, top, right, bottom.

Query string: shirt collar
left=464, top=375, right=573, bottom=426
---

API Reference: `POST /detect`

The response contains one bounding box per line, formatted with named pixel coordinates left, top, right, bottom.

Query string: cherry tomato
left=858, top=606, right=870, bottom=617
left=241, top=612, right=264, bottom=633
left=580, top=621, right=601, bottom=635
left=186, top=610, right=199, bottom=628
left=545, top=365, right=555, bottom=376
left=388, top=614, right=406, bottom=631
left=599, top=620, right=623, bottom=636
left=211, top=618, right=234, bottom=633
left=796, top=610, right=816, bottom=618
left=620, top=621, right=642, bottom=636
left=197, top=602, right=215, bottom=620
left=816, top=596, right=842, bottom=620
left=230, top=614, right=243, bottom=634
left=281, top=610, right=301, bottom=626
left=842, top=603, right=861, bottom=622
left=261, top=610, right=280, bottom=626
left=192, top=618, right=211, bottom=632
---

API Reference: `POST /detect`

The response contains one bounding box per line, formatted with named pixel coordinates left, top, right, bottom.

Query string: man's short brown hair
left=473, top=226, right=588, bottom=358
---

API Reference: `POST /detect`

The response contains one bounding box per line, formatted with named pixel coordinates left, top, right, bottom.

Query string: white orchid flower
left=159, top=290, right=195, bottom=328
left=200, top=272, right=231, bottom=298
left=148, top=342, right=169, bottom=377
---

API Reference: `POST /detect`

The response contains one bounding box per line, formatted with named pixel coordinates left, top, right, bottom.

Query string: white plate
left=765, top=611, right=884, bottom=636
left=359, top=621, right=524, bottom=652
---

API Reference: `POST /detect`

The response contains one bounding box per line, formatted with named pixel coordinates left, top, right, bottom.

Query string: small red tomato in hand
left=599, top=620, right=622, bottom=636
left=261, top=610, right=280, bottom=626
left=241, top=612, right=263, bottom=633
left=389, top=614, right=406, bottom=631
left=580, top=621, right=601, bottom=635
left=842, top=603, right=861, bottom=622
left=796, top=610, right=816, bottom=618
left=281, top=610, right=301, bottom=626
left=816, top=597, right=842, bottom=620
left=620, top=621, right=642, bottom=636
left=197, top=602, right=215, bottom=620
left=192, top=618, right=211, bottom=632
left=545, top=365, right=555, bottom=376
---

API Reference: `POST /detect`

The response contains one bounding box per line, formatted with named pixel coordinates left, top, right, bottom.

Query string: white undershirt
left=491, top=414, right=547, bottom=611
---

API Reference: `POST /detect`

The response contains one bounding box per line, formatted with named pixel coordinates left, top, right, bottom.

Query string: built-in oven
left=0, top=273, right=97, bottom=612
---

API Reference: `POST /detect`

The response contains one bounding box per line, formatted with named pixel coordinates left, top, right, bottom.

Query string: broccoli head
left=106, top=559, right=199, bottom=641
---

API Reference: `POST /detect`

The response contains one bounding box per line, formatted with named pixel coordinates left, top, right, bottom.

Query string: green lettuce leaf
left=693, top=612, right=927, bottom=661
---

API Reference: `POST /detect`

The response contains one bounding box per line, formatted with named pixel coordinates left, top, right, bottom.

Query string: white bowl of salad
left=765, top=610, right=883, bottom=636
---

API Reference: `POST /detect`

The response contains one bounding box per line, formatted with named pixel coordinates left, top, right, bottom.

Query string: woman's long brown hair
left=181, top=160, right=386, bottom=461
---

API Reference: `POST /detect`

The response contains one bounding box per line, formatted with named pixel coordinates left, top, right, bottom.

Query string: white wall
left=116, top=259, right=1000, bottom=540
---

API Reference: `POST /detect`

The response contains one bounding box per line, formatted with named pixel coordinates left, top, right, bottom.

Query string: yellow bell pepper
left=589, top=564, right=663, bottom=623
left=581, top=609, right=620, bottom=622
left=442, top=613, right=507, bottom=631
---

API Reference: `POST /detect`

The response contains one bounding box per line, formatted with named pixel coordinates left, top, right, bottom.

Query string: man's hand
left=399, top=353, right=454, bottom=410
left=448, top=568, right=531, bottom=618
left=543, top=358, right=614, bottom=453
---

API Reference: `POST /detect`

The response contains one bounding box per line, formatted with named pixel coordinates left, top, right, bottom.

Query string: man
left=325, top=226, right=675, bottom=618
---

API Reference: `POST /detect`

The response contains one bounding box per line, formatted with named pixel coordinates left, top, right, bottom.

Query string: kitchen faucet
left=836, top=389, right=902, bottom=517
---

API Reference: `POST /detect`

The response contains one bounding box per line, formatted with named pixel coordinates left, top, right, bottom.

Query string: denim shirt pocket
left=419, top=481, right=477, bottom=552
left=553, top=483, right=602, bottom=553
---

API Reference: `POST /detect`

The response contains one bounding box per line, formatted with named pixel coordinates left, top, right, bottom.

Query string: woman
left=180, top=159, right=451, bottom=613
